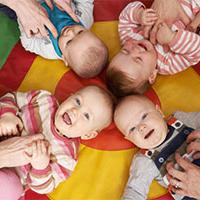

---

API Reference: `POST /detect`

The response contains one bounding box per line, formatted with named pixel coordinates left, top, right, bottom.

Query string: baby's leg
left=0, top=168, right=23, bottom=200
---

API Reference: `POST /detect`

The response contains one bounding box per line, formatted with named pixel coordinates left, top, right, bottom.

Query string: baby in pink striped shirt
left=0, top=85, right=114, bottom=199
left=106, top=0, right=200, bottom=97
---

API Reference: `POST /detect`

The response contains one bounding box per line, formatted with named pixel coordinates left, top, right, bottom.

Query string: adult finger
left=44, top=0, right=53, bottom=10
left=23, top=26, right=32, bottom=38
left=187, top=141, right=200, bottom=154
left=187, top=130, right=200, bottom=143
left=24, top=134, right=45, bottom=144
left=175, top=153, right=191, bottom=172
left=58, top=2, right=79, bottom=22
left=193, top=152, right=200, bottom=160
left=38, top=25, right=48, bottom=38
left=17, top=119, right=24, bottom=132
left=169, top=178, right=185, bottom=190
left=43, top=18, right=58, bottom=38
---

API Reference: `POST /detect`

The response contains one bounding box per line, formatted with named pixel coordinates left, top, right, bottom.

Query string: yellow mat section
left=18, top=56, right=69, bottom=93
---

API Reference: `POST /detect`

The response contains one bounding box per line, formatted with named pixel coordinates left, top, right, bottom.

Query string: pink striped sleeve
left=165, top=30, right=200, bottom=74
left=118, top=1, right=145, bottom=44
left=0, top=92, right=18, bottom=116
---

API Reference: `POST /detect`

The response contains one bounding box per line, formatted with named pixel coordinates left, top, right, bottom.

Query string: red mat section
left=0, top=42, right=36, bottom=90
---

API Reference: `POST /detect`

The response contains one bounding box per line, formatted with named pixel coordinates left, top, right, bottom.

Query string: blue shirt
left=42, top=2, right=82, bottom=57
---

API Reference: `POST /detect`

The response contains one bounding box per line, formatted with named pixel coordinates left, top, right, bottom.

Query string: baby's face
left=114, top=96, right=167, bottom=149
left=109, top=39, right=157, bottom=85
left=58, top=25, right=100, bottom=69
left=54, top=86, right=111, bottom=139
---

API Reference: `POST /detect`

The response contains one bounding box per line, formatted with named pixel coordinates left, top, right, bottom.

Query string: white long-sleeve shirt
left=19, top=0, right=94, bottom=59
left=119, top=0, right=200, bottom=75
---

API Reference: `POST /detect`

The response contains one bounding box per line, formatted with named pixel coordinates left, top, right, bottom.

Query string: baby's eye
left=66, top=40, right=72, bottom=45
left=142, top=113, right=147, bottom=120
left=136, top=57, right=142, bottom=62
left=84, top=113, right=90, bottom=120
left=75, top=98, right=81, bottom=106
left=121, top=49, right=129, bottom=55
left=129, top=127, right=135, bottom=133
left=77, top=30, right=84, bottom=35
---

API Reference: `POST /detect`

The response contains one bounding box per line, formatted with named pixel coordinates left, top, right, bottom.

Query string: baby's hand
left=156, top=22, right=176, bottom=45
left=30, top=140, right=51, bottom=170
left=186, top=21, right=200, bottom=34
left=0, top=113, right=23, bottom=137
left=140, top=8, right=158, bottom=26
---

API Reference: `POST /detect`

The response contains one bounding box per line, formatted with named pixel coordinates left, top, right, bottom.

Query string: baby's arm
left=27, top=140, right=54, bottom=194
left=118, top=1, right=157, bottom=44
left=72, top=0, right=94, bottom=29
left=156, top=22, right=200, bottom=74
left=122, top=153, right=160, bottom=200
left=119, top=1, right=147, bottom=44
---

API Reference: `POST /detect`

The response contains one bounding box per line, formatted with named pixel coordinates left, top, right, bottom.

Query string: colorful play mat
left=0, top=0, right=200, bottom=199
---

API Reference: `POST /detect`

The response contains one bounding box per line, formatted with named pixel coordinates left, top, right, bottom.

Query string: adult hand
left=187, top=130, right=200, bottom=159
left=144, top=0, right=190, bottom=43
left=8, top=0, right=58, bottom=38
left=44, top=0, right=79, bottom=22
left=0, top=134, right=44, bottom=168
left=0, top=113, right=23, bottom=136
left=166, top=153, right=200, bottom=199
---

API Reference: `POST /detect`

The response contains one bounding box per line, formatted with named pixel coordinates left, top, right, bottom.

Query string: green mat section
left=0, top=12, right=20, bottom=68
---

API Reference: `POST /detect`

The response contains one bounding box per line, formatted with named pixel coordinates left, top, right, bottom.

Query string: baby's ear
left=148, top=69, right=158, bottom=84
left=81, top=131, right=98, bottom=140
left=61, top=55, right=68, bottom=66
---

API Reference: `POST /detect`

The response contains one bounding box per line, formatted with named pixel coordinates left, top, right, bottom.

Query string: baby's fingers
left=145, top=9, right=158, bottom=17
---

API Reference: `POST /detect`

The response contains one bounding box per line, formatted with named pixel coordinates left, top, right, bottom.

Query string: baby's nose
left=69, top=108, right=79, bottom=122
left=138, top=123, right=147, bottom=132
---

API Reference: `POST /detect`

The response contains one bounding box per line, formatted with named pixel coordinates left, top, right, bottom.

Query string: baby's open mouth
left=138, top=43, right=147, bottom=51
left=62, top=112, right=72, bottom=125
left=144, top=129, right=154, bottom=139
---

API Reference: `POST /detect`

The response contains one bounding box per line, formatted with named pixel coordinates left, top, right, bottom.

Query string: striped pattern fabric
left=0, top=0, right=200, bottom=200
left=0, top=90, right=79, bottom=194
left=118, top=0, right=200, bottom=74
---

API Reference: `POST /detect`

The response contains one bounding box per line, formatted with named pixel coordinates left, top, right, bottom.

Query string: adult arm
left=0, top=0, right=57, bottom=38
left=122, top=153, right=160, bottom=200
left=0, top=134, right=44, bottom=168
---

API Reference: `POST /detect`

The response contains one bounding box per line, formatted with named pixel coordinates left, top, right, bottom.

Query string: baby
left=19, top=0, right=108, bottom=78
left=106, top=0, right=200, bottom=97
left=0, top=85, right=113, bottom=199
left=114, top=95, right=200, bottom=200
